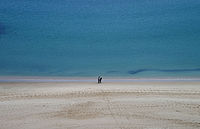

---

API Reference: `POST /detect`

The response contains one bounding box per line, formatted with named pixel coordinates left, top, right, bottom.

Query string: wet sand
left=0, top=81, right=200, bottom=129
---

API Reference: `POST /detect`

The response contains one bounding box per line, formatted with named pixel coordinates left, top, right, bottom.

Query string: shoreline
left=0, top=76, right=200, bottom=83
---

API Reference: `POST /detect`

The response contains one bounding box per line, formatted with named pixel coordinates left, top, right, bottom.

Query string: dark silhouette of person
left=98, top=76, right=102, bottom=84
left=99, top=77, right=102, bottom=83
left=98, top=76, right=100, bottom=83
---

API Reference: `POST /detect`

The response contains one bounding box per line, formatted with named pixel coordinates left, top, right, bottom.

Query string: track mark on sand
left=52, top=101, right=103, bottom=120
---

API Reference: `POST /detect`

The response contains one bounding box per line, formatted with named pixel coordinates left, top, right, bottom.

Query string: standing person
left=99, top=76, right=102, bottom=83
left=98, top=76, right=100, bottom=83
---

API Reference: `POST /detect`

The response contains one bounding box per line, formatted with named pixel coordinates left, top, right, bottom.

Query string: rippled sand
left=0, top=81, right=200, bottom=129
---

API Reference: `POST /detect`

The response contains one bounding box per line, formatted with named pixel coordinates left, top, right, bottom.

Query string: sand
left=0, top=80, right=200, bottom=129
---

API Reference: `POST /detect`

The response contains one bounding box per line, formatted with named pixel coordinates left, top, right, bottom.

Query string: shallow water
left=0, top=0, right=200, bottom=77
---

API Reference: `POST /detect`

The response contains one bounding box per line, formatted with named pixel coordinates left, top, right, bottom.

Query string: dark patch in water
left=128, top=69, right=148, bottom=74
left=128, top=68, right=200, bottom=75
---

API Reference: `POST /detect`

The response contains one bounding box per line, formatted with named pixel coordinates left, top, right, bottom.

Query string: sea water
left=0, top=0, right=200, bottom=77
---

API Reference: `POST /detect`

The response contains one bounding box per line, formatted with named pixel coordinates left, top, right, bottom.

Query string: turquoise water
left=0, top=0, right=200, bottom=77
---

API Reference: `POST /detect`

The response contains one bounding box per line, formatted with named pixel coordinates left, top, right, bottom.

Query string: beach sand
left=0, top=80, right=200, bottom=129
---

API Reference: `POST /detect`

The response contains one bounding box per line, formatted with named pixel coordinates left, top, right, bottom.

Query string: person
left=98, top=76, right=102, bottom=84
left=99, top=76, right=102, bottom=83
left=98, top=76, right=100, bottom=83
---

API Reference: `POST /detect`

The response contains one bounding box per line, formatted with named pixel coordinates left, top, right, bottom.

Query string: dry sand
left=0, top=81, right=200, bottom=129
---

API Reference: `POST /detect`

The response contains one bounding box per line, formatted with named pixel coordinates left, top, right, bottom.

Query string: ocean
left=0, top=0, right=200, bottom=77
